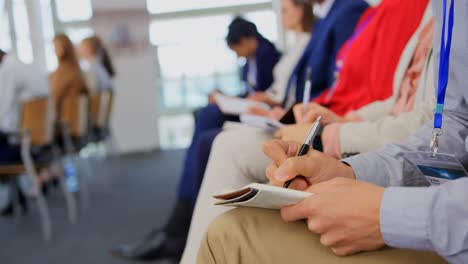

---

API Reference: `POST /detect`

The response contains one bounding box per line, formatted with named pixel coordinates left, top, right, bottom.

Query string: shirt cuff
left=343, top=153, right=388, bottom=186
left=380, top=187, right=434, bottom=251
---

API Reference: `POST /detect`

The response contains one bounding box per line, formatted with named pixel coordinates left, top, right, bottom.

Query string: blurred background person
left=49, top=34, right=89, bottom=114
left=78, top=35, right=116, bottom=94
left=0, top=49, right=49, bottom=216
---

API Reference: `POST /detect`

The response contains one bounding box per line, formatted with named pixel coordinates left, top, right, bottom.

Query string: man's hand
left=208, top=90, right=223, bottom=104
left=321, top=123, right=343, bottom=159
left=247, top=106, right=285, bottom=119
left=263, top=140, right=355, bottom=190
left=281, top=178, right=386, bottom=256
left=248, top=92, right=270, bottom=103
left=293, top=103, right=344, bottom=124
left=275, top=124, right=312, bottom=142
left=247, top=106, right=271, bottom=117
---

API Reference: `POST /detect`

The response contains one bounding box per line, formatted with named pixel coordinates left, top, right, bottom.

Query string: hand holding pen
left=283, top=116, right=322, bottom=188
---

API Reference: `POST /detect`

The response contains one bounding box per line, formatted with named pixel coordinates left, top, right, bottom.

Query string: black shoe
left=1, top=201, right=14, bottom=217
left=1, top=187, right=28, bottom=218
left=110, top=229, right=185, bottom=262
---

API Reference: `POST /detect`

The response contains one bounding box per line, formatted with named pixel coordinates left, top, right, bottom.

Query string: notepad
left=240, top=114, right=285, bottom=132
left=214, top=94, right=271, bottom=116
left=213, top=183, right=312, bottom=210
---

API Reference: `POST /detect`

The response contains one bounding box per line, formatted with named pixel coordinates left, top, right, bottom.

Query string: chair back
left=60, top=95, right=89, bottom=138
left=20, top=97, right=55, bottom=146
left=89, top=91, right=113, bottom=128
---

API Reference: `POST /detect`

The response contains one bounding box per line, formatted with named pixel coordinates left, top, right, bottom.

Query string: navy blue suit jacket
left=242, top=36, right=280, bottom=95
left=285, top=0, right=369, bottom=105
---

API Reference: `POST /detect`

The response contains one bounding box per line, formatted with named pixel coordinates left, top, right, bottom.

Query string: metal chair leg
left=21, top=132, right=53, bottom=242
left=35, top=192, right=52, bottom=242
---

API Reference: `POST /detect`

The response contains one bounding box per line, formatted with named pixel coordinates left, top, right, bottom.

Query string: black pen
left=283, top=116, right=322, bottom=188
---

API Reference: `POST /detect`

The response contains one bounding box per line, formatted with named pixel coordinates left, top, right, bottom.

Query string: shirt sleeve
left=381, top=179, right=468, bottom=263
left=339, top=99, right=434, bottom=155
left=354, top=98, right=394, bottom=121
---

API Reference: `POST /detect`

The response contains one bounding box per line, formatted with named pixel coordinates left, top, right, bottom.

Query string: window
left=12, top=0, right=33, bottom=64
left=0, top=5, right=12, bottom=52
left=147, top=0, right=271, bottom=14
left=148, top=0, right=277, bottom=148
left=151, top=10, right=277, bottom=110
left=151, top=14, right=241, bottom=109
left=64, top=27, right=94, bottom=44
left=55, top=0, right=92, bottom=22
left=40, top=0, right=94, bottom=71
left=40, top=0, right=57, bottom=71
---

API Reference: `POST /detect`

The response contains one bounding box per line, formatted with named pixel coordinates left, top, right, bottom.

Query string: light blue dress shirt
left=344, top=0, right=468, bottom=263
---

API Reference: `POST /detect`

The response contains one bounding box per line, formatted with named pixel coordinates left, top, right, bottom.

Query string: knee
left=198, top=130, right=220, bottom=151
left=195, top=104, right=222, bottom=123
left=204, top=208, right=253, bottom=245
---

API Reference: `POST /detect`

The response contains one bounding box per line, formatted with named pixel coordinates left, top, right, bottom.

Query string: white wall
left=92, top=9, right=160, bottom=154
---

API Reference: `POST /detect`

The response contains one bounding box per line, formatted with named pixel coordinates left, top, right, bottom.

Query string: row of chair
left=0, top=91, right=114, bottom=242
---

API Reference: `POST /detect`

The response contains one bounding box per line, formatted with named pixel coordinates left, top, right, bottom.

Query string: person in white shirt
left=0, top=49, right=49, bottom=215
left=0, top=49, right=49, bottom=159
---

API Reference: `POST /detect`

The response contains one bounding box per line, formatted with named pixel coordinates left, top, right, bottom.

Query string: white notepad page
left=214, top=94, right=271, bottom=116
left=240, top=114, right=285, bottom=132
left=214, top=183, right=312, bottom=210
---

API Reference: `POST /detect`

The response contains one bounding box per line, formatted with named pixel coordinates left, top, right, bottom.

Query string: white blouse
left=265, top=32, right=311, bottom=104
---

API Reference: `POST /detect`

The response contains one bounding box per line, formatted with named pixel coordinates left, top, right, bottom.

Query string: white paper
left=214, top=94, right=271, bottom=116
left=214, top=183, right=312, bottom=210
left=240, top=114, right=285, bottom=132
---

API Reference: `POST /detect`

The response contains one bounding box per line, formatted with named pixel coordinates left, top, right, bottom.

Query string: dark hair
left=292, top=0, right=315, bottom=32
left=0, top=49, right=6, bottom=64
left=54, top=33, right=80, bottom=67
left=82, top=36, right=116, bottom=77
left=226, top=17, right=260, bottom=46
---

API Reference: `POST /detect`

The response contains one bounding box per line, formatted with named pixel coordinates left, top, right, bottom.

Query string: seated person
left=50, top=34, right=89, bottom=115
left=198, top=3, right=463, bottom=262
left=0, top=49, right=50, bottom=215
left=110, top=1, right=319, bottom=261
left=180, top=0, right=432, bottom=261
left=280, top=18, right=435, bottom=159
left=78, top=35, right=116, bottom=94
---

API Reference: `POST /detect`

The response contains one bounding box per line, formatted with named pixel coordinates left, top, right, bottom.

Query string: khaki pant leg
left=198, top=208, right=447, bottom=264
left=180, top=127, right=273, bottom=264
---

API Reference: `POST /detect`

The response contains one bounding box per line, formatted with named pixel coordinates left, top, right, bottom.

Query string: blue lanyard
left=434, top=0, right=454, bottom=130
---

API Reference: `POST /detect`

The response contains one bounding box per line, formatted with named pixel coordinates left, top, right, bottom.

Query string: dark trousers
left=177, top=104, right=236, bottom=202
left=0, top=132, right=21, bottom=165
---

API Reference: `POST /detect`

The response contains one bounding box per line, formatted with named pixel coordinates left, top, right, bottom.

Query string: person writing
left=198, top=0, right=466, bottom=262
left=111, top=2, right=312, bottom=261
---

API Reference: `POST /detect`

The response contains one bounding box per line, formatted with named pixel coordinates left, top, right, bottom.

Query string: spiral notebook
left=213, top=183, right=312, bottom=210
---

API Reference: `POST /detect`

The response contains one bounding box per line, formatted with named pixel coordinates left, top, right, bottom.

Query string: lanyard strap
left=434, top=0, right=454, bottom=129
left=430, top=0, right=454, bottom=157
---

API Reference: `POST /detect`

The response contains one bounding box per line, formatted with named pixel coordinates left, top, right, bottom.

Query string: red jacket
left=313, top=0, right=429, bottom=116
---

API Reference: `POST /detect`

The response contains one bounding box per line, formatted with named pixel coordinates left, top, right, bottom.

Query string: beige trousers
left=180, top=127, right=274, bottom=264
left=198, top=208, right=447, bottom=264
